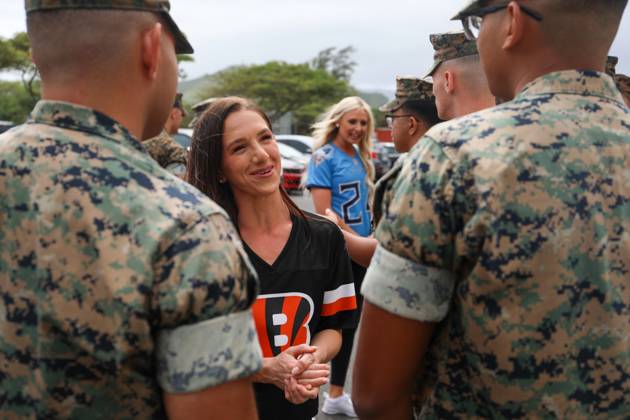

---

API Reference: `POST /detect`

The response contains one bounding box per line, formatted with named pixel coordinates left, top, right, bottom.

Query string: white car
left=276, top=134, right=314, bottom=158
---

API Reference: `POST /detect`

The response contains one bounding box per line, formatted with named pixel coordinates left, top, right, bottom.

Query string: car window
left=278, top=139, right=311, bottom=154
left=173, top=133, right=192, bottom=149
left=277, top=142, right=307, bottom=160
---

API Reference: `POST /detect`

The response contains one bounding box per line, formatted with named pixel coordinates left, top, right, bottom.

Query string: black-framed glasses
left=385, top=114, right=413, bottom=128
left=460, top=2, right=543, bottom=40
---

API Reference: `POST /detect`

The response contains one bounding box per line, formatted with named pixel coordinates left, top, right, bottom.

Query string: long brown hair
left=187, top=96, right=305, bottom=223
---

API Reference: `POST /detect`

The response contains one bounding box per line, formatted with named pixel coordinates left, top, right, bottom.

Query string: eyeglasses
left=460, top=1, right=543, bottom=40
left=385, top=114, right=412, bottom=128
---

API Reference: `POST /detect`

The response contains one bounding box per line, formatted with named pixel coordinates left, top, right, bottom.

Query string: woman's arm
left=324, top=208, right=377, bottom=267
left=310, top=188, right=332, bottom=215
left=340, top=229, right=378, bottom=268
left=309, top=329, right=342, bottom=364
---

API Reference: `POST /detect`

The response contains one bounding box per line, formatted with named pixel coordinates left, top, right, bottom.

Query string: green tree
left=310, top=46, right=357, bottom=82
left=198, top=61, right=355, bottom=134
left=176, top=54, right=194, bottom=80
left=0, top=81, right=39, bottom=123
left=0, top=32, right=39, bottom=101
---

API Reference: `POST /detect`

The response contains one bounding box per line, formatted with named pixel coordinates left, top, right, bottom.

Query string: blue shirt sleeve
left=306, top=149, right=332, bottom=189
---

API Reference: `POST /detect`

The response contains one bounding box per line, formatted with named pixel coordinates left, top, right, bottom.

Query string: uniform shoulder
left=419, top=103, right=517, bottom=160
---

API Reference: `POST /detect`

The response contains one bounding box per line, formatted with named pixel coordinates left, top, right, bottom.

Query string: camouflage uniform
left=143, top=129, right=187, bottom=176
left=0, top=2, right=261, bottom=418
left=424, top=31, right=478, bottom=78
left=374, top=77, right=435, bottom=227
left=362, top=70, right=630, bottom=418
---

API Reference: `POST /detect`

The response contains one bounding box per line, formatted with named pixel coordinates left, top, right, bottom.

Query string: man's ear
left=503, top=1, right=525, bottom=51
left=141, top=22, right=163, bottom=81
left=407, top=116, right=418, bottom=136
left=444, top=70, right=456, bottom=94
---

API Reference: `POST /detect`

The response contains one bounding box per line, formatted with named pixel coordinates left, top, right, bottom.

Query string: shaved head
left=27, top=10, right=159, bottom=82
left=529, top=0, right=627, bottom=59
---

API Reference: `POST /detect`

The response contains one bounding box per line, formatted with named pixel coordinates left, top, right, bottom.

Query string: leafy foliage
left=198, top=61, right=355, bottom=133
left=310, top=46, right=357, bottom=82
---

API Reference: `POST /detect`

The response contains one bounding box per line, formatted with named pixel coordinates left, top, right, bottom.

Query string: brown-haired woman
left=188, top=97, right=358, bottom=420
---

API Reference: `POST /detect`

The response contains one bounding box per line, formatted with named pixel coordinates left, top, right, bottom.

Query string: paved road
left=290, top=190, right=360, bottom=419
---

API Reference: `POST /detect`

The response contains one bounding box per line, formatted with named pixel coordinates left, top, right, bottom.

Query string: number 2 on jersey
left=339, top=182, right=362, bottom=225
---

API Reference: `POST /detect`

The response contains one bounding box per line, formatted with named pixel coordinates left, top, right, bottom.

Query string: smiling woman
left=187, top=97, right=359, bottom=420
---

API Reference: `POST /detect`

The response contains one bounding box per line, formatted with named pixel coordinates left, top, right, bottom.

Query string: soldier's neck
left=40, top=84, right=145, bottom=141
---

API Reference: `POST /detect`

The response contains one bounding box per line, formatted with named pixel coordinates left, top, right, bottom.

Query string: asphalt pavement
left=290, top=190, right=360, bottom=420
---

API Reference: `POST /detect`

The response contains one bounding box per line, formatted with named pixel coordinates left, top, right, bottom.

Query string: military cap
left=24, top=0, right=193, bottom=54
left=451, top=0, right=482, bottom=20
left=173, top=92, right=186, bottom=116
left=380, top=76, right=435, bottom=113
left=606, top=56, right=618, bottom=77
left=189, top=97, right=217, bottom=128
left=424, top=31, right=478, bottom=78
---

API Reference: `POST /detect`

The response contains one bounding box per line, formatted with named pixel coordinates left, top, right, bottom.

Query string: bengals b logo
left=252, top=293, right=314, bottom=357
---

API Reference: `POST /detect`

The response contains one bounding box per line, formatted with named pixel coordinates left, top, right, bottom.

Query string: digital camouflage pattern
left=24, top=0, right=193, bottom=54
left=372, top=156, right=404, bottom=227
left=0, top=101, right=262, bottom=418
left=362, top=70, right=630, bottom=418
left=380, top=77, right=435, bottom=113
left=143, top=129, right=187, bottom=176
left=424, top=31, right=478, bottom=77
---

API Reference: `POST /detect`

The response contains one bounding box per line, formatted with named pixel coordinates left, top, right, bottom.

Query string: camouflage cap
left=189, top=97, right=217, bottom=128
left=451, top=0, right=483, bottom=20
left=173, top=93, right=186, bottom=116
left=423, top=31, right=478, bottom=78
left=24, top=0, right=193, bottom=54
left=606, top=56, right=618, bottom=77
left=380, top=76, right=435, bottom=113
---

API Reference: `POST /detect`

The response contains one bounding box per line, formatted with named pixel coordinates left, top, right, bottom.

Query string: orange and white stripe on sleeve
left=321, top=283, right=357, bottom=317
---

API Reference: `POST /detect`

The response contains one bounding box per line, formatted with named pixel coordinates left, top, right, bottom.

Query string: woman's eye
left=360, top=121, right=367, bottom=126
left=260, top=134, right=273, bottom=142
left=233, top=145, right=246, bottom=153
left=348, top=119, right=356, bottom=124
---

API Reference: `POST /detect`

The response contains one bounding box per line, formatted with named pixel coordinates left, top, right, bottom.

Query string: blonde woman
left=306, top=96, right=375, bottom=417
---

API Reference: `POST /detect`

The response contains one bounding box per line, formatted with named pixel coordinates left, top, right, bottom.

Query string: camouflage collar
left=516, top=70, right=626, bottom=105
left=28, top=100, right=145, bottom=152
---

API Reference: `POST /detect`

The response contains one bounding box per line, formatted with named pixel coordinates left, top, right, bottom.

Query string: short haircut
left=401, top=100, right=441, bottom=128
left=445, top=54, right=490, bottom=97
left=531, top=0, right=627, bottom=56
left=27, top=10, right=158, bottom=80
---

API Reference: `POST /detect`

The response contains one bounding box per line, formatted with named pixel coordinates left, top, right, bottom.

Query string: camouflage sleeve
left=361, top=136, right=461, bottom=322
left=152, top=212, right=262, bottom=393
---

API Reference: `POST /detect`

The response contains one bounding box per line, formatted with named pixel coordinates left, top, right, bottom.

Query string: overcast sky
left=1, top=0, right=629, bottom=95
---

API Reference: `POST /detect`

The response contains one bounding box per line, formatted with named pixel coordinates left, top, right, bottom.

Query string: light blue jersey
left=307, top=143, right=372, bottom=237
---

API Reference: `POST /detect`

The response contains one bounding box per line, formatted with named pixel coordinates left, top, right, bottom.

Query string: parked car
left=277, top=142, right=309, bottom=167
left=0, top=121, right=16, bottom=134
left=281, top=157, right=306, bottom=195
left=175, top=128, right=193, bottom=151
left=372, top=141, right=400, bottom=179
left=276, top=134, right=313, bottom=158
